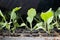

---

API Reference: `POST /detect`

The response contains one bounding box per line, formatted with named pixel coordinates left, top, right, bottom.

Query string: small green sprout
left=40, top=8, right=54, bottom=33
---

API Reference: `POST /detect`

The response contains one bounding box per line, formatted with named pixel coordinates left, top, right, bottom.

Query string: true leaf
left=34, top=22, right=43, bottom=30
left=55, top=7, right=60, bottom=19
left=2, top=22, right=10, bottom=30
left=0, top=10, right=6, bottom=21
left=40, top=8, right=53, bottom=22
left=11, top=12, right=16, bottom=21
left=11, top=7, right=21, bottom=20
left=47, top=16, right=53, bottom=25
left=2, top=22, right=7, bottom=28
left=27, top=17, right=33, bottom=23
left=27, top=8, right=36, bottom=23
left=6, top=23, right=10, bottom=30
left=27, top=8, right=36, bottom=17
left=20, top=23, right=26, bottom=27
left=0, top=22, right=6, bottom=28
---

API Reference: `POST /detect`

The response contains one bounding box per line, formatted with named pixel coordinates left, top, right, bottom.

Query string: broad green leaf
left=6, top=23, right=10, bottom=30
left=34, top=22, right=43, bottom=30
left=0, top=22, right=10, bottom=30
left=2, top=22, right=7, bottom=28
left=40, top=8, right=53, bottom=22
left=0, top=22, right=6, bottom=28
left=20, top=23, right=26, bottom=27
left=0, top=10, right=6, bottom=21
left=27, top=8, right=36, bottom=23
left=27, top=8, right=36, bottom=17
left=11, top=12, right=16, bottom=20
left=27, top=17, right=33, bottom=23
left=47, top=16, right=53, bottom=25
left=55, top=7, right=60, bottom=17
left=1, top=22, right=10, bottom=30
left=11, top=7, right=21, bottom=20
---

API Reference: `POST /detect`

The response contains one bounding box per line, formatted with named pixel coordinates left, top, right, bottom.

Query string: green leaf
left=27, top=17, right=33, bottom=23
left=47, top=16, right=53, bottom=25
left=20, top=23, right=26, bottom=27
left=34, top=22, right=43, bottom=30
left=11, top=7, right=21, bottom=20
left=56, top=7, right=60, bottom=19
left=40, top=8, right=53, bottom=22
left=6, top=23, right=10, bottom=30
left=48, top=25, right=54, bottom=31
left=55, top=7, right=60, bottom=17
left=11, top=12, right=17, bottom=21
left=27, top=8, right=36, bottom=17
left=14, top=22, right=20, bottom=27
left=13, top=7, right=21, bottom=12
left=0, top=22, right=10, bottom=30
left=55, top=7, right=60, bottom=19
left=11, top=26, right=16, bottom=33
left=1, top=22, right=11, bottom=30
left=11, top=21, right=20, bottom=31
left=2, top=22, right=7, bottom=28
left=0, top=10, right=6, bottom=21
left=27, top=8, right=36, bottom=23
left=0, top=22, right=5, bottom=28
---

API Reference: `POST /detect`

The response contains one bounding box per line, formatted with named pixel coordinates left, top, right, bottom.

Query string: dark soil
left=0, top=28, right=60, bottom=37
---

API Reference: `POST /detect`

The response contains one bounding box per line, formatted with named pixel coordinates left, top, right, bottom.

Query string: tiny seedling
left=10, top=7, right=22, bottom=33
left=0, top=7, right=22, bottom=33
left=0, top=10, right=11, bottom=30
left=40, top=8, right=54, bottom=33
left=33, top=8, right=54, bottom=34
left=20, top=8, right=38, bottom=32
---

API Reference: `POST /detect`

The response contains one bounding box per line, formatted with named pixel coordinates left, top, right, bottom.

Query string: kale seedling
left=40, top=8, right=54, bottom=33
left=0, top=7, right=22, bottom=33
left=10, top=7, right=22, bottom=33
left=0, top=10, right=11, bottom=30
left=20, top=8, right=37, bottom=32
left=33, top=8, right=54, bottom=34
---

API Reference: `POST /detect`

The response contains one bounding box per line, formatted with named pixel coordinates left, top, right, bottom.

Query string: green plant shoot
left=40, top=8, right=54, bottom=33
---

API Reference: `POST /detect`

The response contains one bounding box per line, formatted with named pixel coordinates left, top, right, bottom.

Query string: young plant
left=0, top=10, right=11, bottom=30
left=54, top=7, right=60, bottom=29
left=10, top=7, right=22, bottom=33
left=41, top=8, right=54, bottom=33
left=34, top=8, right=54, bottom=34
left=20, top=8, right=37, bottom=31
left=0, top=7, right=22, bottom=33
